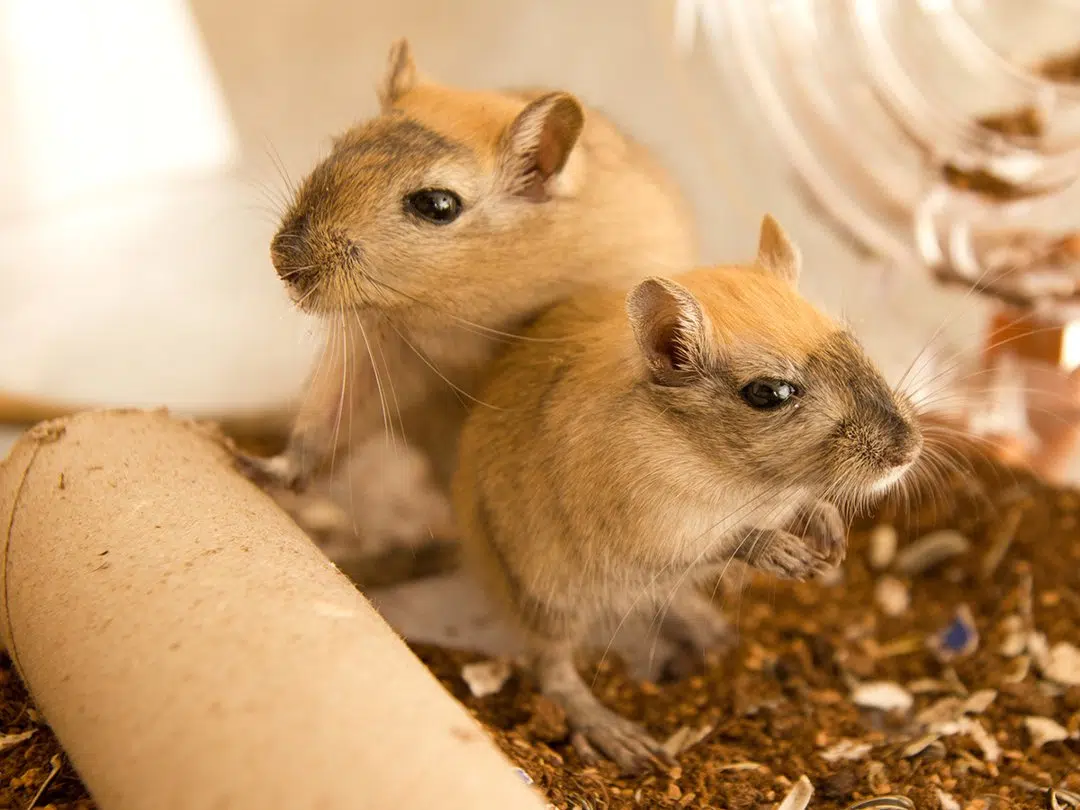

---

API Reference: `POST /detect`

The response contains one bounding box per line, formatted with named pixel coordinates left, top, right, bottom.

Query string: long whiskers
left=366, top=274, right=587, bottom=346
left=385, top=320, right=510, bottom=412
left=329, top=311, right=350, bottom=481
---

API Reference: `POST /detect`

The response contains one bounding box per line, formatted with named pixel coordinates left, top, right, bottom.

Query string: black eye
left=405, top=189, right=463, bottom=224
left=741, top=379, right=798, bottom=410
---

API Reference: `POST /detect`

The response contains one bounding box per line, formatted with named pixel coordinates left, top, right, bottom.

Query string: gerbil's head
left=626, top=215, right=923, bottom=510
left=270, top=38, right=586, bottom=315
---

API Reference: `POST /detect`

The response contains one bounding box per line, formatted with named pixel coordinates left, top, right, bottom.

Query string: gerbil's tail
left=0, top=391, right=292, bottom=457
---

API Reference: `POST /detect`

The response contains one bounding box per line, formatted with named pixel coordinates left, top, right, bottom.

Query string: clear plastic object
left=675, top=0, right=1080, bottom=480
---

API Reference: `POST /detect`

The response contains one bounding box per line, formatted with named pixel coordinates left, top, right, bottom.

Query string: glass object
left=675, top=0, right=1080, bottom=480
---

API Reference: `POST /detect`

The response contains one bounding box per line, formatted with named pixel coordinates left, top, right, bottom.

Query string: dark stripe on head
left=805, top=331, right=895, bottom=412
left=334, top=116, right=466, bottom=163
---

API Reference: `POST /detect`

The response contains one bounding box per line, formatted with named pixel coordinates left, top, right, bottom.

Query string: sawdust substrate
left=1, top=454, right=1078, bottom=809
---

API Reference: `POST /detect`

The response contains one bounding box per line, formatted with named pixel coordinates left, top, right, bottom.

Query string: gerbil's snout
left=840, top=398, right=923, bottom=495
left=877, top=403, right=923, bottom=467
left=270, top=216, right=360, bottom=311
left=270, top=224, right=314, bottom=289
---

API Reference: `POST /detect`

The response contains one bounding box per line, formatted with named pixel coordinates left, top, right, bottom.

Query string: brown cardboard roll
left=0, top=409, right=546, bottom=810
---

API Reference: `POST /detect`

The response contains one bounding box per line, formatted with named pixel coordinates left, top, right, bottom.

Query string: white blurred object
left=966, top=352, right=1036, bottom=447
left=0, top=0, right=315, bottom=414
left=673, top=0, right=1080, bottom=305
left=0, top=0, right=239, bottom=215
left=673, top=0, right=1080, bottom=481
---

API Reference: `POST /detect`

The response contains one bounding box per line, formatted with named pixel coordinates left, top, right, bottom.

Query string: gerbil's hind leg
left=659, top=586, right=732, bottom=680
left=531, top=640, right=675, bottom=775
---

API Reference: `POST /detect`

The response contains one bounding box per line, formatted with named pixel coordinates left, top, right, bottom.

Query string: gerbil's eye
left=405, top=189, right=463, bottom=224
left=741, top=379, right=798, bottom=410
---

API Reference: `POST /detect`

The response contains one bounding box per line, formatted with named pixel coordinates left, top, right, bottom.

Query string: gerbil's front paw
left=794, top=500, right=847, bottom=567
left=740, top=529, right=832, bottom=582
left=568, top=703, right=675, bottom=775
left=233, top=451, right=310, bottom=493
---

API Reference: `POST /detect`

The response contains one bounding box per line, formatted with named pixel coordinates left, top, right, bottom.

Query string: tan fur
left=451, top=216, right=923, bottom=772
left=238, top=39, right=697, bottom=503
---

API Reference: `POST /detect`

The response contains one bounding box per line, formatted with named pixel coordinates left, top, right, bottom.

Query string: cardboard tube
left=0, top=409, right=545, bottom=810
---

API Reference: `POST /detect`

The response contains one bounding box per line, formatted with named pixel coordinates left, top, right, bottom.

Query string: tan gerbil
left=452, top=215, right=924, bottom=773
left=237, top=39, right=696, bottom=499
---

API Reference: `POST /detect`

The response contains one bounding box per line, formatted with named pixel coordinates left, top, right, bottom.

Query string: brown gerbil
left=451, top=215, right=924, bottom=773
left=237, top=39, right=697, bottom=501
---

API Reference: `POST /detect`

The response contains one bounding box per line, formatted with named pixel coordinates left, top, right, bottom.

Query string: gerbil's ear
left=626, top=277, right=709, bottom=385
left=756, top=214, right=801, bottom=286
left=498, top=92, right=585, bottom=201
left=377, top=38, right=419, bottom=111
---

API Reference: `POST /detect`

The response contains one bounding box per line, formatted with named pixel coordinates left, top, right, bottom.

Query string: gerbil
left=452, top=215, right=924, bottom=773
left=237, top=38, right=697, bottom=501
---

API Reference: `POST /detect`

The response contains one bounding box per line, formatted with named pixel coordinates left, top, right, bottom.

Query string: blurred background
left=0, top=0, right=997, bottom=450
left=2, top=0, right=1080, bottom=662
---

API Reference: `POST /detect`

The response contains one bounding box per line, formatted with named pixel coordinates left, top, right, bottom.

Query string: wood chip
left=820, top=739, right=873, bottom=763
left=914, top=688, right=993, bottom=726
left=895, top=530, right=971, bottom=575
left=661, top=724, right=713, bottom=758
left=714, top=761, right=766, bottom=772
left=852, top=681, right=914, bottom=712
left=869, top=524, right=898, bottom=570
left=777, top=774, right=814, bottom=810
left=1004, top=655, right=1032, bottom=684
left=917, top=697, right=967, bottom=727
left=0, top=730, right=35, bottom=752
left=963, top=689, right=998, bottom=714
left=923, top=717, right=1000, bottom=762
left=845, top=796, right=916, bottom=809
left=1041, top=642, right=1080, bottom=687
left=875, top=577, right=910, bottom=617
left=966, top=718, right=1002, bottom=763
left=1050, top=789, right=1080, bottom=810
left=999, top=615, right=1028, bottom=657
left=867, top=760, right=892, bottom=794
left=908, top=678, right=959, bottom=695
left=937, top=788, right=962, bottom=810
left=980, top=506, right=1023, bottom=579
left=1024, top=716, right=1071, bottom=748
left=902, top=733, right=942, bottom=758
left=26, top=754, right=62, bottom=810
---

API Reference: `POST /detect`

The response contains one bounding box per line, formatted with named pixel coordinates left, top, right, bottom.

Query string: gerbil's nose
left=270, top=230, right=310, bottom=282
left=889, top=439, right=921, bottom=468
left=884, top=415, right=923, bottom=468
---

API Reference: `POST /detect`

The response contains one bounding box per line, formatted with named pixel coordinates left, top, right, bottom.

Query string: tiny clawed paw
left=759, top=543, right=832, bottom=582
left=818, top=537, right=847, bottom=567
left=799, top=503, right=848, bottom=567
left=234, top=452, right=308, bottom=493
left=809, top=529, right=847, bottom=568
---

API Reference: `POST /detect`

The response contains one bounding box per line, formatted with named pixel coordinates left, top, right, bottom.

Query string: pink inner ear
left=652, top=320, right=690, bottom=371
left=536, top=124, right=564, bottom=178
left=534, top=106, right=577, bottom=179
